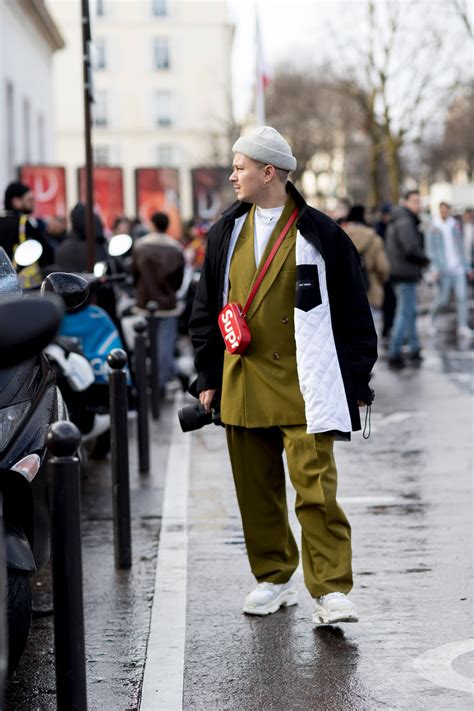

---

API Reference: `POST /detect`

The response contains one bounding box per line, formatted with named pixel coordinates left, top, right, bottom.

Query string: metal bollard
left=133, top=319, right=150, bottom=473
left=47, top=420, right=87, bottom=711
left=107, top=348, right=132, bottom=569
left=146, top=300, right=160, bottom=421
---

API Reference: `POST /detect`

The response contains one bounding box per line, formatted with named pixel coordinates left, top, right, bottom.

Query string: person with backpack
left=342, top=204, right=390, bottom=310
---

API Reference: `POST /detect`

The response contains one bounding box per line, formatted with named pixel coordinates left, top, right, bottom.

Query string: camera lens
left=177, top=403, right=213, bottom=432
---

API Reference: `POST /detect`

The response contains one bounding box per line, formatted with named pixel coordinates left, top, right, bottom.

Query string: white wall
left=0, top=0, right=61, bottom=200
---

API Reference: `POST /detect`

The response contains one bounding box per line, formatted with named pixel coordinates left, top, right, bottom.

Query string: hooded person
left=189, top=126, right=377, bottom=626
left=55, top=203, right=108, bottom=273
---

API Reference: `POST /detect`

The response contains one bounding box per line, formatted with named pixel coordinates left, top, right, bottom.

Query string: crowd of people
left=0, top=128, right=473, bottom=628
left=0, top=177, right=473, bottom=390
left=336, top=192, right=474, bottom=368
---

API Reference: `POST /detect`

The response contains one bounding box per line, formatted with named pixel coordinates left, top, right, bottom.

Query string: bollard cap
left=107, top=348, right=128, bottom=369
left=146, top=300, right=159, bottom=314
left=46, top=421, right=81, bottom=458
left=133, top=318, right=147, bottom=334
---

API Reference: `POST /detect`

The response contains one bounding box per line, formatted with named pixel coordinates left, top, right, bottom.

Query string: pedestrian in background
left=133, top=211, right=185, bottom=394
left=0, top=181, right=53, bottom=266
left=342, top=204, right=390, bottom=312
left=385, top=190, right=430, bottom=369
left=190, top=126, right=377, bottom=626
left=426, top=202, right=473, bottom=340
left=55, top=203, right=108, bottom=273
left=374, top=202, right=397, bottom=340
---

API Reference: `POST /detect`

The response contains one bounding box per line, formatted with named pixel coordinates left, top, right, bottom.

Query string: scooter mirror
left=41, top=272, right=90, bottom=312
left=94, top=261, right=107, bottom=277
left=108, top=233, right=133, bottom=257
left=14, top=239, right=43, bottom=267
left=0, top=295, right=63, bottom=367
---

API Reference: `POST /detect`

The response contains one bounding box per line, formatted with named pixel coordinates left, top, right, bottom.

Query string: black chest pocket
left=295, top=264, right=322, bottom=312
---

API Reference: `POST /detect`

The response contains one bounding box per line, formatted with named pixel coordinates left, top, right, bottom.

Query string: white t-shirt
left=433, top=216, right=464, bottom=275
left=253, top=205, right=285, bottom=265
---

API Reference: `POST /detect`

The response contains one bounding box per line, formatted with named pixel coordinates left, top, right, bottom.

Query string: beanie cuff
left=232, top=136, right=297, bottom=171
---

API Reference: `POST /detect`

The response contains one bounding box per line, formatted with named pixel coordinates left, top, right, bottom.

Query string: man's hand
left=199, top=389, right=217, bottom=413
left=357, top=400, right=366, bottom=407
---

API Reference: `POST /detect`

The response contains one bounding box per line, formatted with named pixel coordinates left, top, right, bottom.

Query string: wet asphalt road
left=183, top=335, right=473, bottom=710
left=5, top=318, right=474, bottom=710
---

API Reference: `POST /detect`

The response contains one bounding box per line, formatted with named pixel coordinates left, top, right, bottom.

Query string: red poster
left=78, top=167, right=124, bottom=231
left=135, top=168, right=181, bottom=239
left=191, top=168, right=234, bottom=224
left=18, top=165, right=67, bottom=219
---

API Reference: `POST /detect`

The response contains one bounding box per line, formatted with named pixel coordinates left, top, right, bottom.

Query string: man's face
left=439, top=204, right=450, bottom=220
left=12, top=191, right=34, bottom=214
left=405, top=193, right=421, bottom=216
left=229, top=153, right=266, bottom=203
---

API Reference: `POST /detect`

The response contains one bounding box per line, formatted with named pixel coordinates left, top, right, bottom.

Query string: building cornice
left=18, top=0, right=65, bottom=51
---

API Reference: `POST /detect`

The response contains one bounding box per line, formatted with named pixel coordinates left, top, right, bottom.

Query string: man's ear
left=264, top=165, right=275, bottom=183
left=11, top=197, right=22, bottom=211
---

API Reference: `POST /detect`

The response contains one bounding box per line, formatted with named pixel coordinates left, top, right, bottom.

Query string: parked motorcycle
left=0, top=244, right=88, bottom=673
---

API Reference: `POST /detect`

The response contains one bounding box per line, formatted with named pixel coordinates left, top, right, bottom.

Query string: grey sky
left=229, top=0, right=473, bottom=123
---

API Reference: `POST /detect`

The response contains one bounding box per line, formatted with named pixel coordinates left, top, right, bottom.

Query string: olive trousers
left=225, top=425, right=353, bottom=598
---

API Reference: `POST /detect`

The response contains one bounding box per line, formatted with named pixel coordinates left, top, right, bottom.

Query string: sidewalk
left=141, top=349, right=473, bottom=710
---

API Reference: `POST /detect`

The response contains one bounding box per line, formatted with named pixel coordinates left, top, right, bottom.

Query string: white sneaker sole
left=312, top=606, right=359, bottom=625
left=243, top=588, right=298, bottom=616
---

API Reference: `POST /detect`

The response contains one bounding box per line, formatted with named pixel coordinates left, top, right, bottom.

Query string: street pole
left=81, top=0, right=95, bottom=272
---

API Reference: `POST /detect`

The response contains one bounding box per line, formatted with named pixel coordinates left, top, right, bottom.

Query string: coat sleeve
left=395, top=218, right=429, bottom=265
left=188, top=225, right=225, bottom=392
left=373, top=235, right=390, bottom=283
left=338, top=227, right=378, bottom=404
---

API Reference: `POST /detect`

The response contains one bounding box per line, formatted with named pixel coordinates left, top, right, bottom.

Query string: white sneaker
left=243, top=581, right=298, bottom=616
left=457, top=326, right=473, bottom=339
left=312, top=592, right=359, bottom=625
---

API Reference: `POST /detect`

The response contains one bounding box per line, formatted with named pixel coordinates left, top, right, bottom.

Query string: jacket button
left=273, top=352, right=281, bottom=360
left=281, top=316, right=289, bottom=324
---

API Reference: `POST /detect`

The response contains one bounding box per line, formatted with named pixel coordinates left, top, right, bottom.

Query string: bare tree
left=327, top=0, right=463, bottom=202
left=452, top=0, right=473, bottom=38
left=266, top=66, right=367, bottom=194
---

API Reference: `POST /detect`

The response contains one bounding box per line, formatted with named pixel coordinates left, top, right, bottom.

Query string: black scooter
left=0, top=245, right=88, bottom=674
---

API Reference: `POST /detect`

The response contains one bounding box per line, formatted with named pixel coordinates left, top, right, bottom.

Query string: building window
left=93, top=90, right=108, bottom=127
left=94, top=37, right=107, bottom=70
left=154, top=91, right=172, bottom=127
left=5, top=81, right=15, bottom=179
left=94, top=145, right=110, bottom=164
left=156, top=144, right=175, bottom=165
left=153, top=37, right=169, bottom=70
left=152, top=0, right=167, bottom=17
left=23, top=98, right=31, bottom=162
left=38, top=114, right=45, bottom=162
left=96, top=0, right=105, bottom=17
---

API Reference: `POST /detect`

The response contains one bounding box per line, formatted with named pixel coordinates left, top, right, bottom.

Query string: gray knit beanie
left=232, top=126, right=297, bottom=172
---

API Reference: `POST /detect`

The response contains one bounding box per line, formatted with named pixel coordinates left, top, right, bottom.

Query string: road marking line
left=140, top=396, right=189, bottom=711
left=413, top=639, right=474, bottom=695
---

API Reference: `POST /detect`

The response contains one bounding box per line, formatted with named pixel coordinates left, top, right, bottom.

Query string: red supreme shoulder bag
left=218, top=208, right=298, bottom=355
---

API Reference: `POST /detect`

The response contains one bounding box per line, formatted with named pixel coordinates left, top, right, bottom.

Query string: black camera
left=177, top=401, right=222, bottom=432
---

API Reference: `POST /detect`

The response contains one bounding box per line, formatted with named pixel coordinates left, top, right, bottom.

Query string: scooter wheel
left=7, top=570, right=32, bottom=676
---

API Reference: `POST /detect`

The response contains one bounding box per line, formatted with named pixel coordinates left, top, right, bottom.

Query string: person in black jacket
left=385, top=190, right=430, bottom=368
left=189, top=126, right=377, bottom=626
left=55, top=203, right=108, bottom=273
left=0, top=181, right=53, bottom=267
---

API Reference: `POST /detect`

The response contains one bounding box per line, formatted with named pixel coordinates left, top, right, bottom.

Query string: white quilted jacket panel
left=295, top=232, right=352, bottom=433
